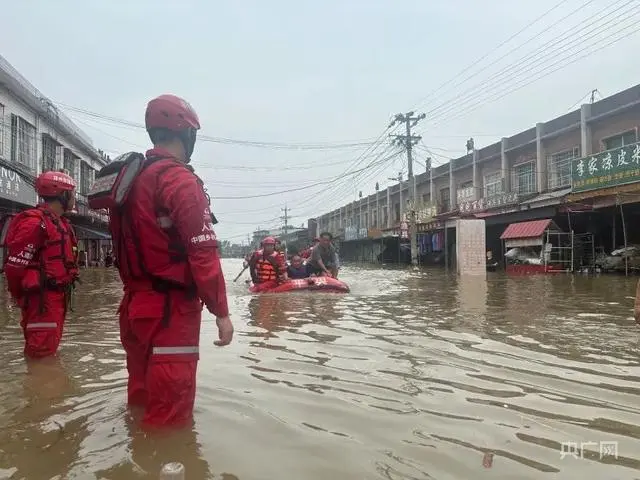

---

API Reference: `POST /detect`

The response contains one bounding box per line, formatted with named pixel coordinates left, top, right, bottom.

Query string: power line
left=429, top=14, right=640, bottom=129
left=409, top=0, right=572, bottom=111
left=55, top=101, right=379, bottom=151
left=423, top=0, right=636, bottom=124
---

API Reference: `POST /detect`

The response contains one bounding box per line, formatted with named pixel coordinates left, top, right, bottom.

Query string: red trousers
left=118, top=288, right=202, bottom=427
left=20, top=290, right=66, bottom=358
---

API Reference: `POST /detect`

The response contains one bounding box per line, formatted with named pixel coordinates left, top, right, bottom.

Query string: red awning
left=500, top=219, right=552, bottom=240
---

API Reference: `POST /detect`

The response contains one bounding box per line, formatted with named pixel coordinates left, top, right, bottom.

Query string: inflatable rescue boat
left=249, top=276, right=350, bottom=294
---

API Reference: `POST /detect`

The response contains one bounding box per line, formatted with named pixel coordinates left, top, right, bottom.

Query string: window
left=371, top=209, right=377, bottom=227
left=456, top=180, right=474, bottom=203
left=394, top=202, right=400, bottom=223
left=511, top=162, right=536, bottom=195
left=80, top=161, right=91, bottom=194
left=383, top=206, right=388, bottom=227
left=64, top=148, right=78, bottom=178
left=41, top=135, right=57, bottom=172
left=10, top=114, right=36, bottom=171
left=603, top=129, right=637, bottom=151
left=484, top=171, right=502, bottom=198
left=440, top=187, right=450, bottom=212
left=547, top=147, right=579, bottom=190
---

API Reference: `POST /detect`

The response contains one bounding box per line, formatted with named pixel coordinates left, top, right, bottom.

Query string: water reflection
left=0, top=263, right=639, bottom=477
left=0, top=357, right=83, bottom=480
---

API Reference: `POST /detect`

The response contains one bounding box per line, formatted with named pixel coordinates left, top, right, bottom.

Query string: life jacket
left=2, top=207, right=78, bottom=293
left=88, top=151, right=217, bottom=293
left=254, top=252, right=280, bottom=283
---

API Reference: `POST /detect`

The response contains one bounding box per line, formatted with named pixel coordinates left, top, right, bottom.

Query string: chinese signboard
left=0, top=165, right=36, bottom=206
left=403, top=201, right=437, bottom=223
left=344, top=226, right=368, bottom=241
left=417, top=220, right=444, bottom=232
left=459, top=192, right=519, bottom=214
left=572, top=142, right=640, bottom=193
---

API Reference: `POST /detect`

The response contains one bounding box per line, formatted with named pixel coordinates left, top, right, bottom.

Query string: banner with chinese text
left=572, top=142, right=640, bottom=193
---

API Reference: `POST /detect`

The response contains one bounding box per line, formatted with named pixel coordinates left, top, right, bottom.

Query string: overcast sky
left=3, top=0, right=640, bottom=243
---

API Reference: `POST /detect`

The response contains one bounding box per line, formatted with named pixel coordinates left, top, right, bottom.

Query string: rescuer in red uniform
left=300, top=238, right=319, bottom=259
left=248, top=236, right=286, bottom=291
left=3, top=171, right=79, bottom=359
left=107, top=94, right=233, bottom=427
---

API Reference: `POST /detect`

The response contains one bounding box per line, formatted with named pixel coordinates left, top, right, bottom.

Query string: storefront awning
left=519, top=188, right=571, bottom=207
left=500, top=219, right=553, bottom=241
left=74, top=225, right=111, bottom=240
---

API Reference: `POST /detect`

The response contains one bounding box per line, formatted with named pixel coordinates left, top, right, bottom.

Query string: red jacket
left=115, top=148, right=228, bottom=318
left=3, top=205, right=78, bottom=301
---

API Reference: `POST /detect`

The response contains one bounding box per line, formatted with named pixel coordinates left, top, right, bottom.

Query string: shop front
left=0, top=162, right=37, bottom=214
left=566, top=141, right=640, bottom=274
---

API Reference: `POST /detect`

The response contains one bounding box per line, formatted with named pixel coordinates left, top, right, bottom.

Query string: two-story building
left=0, top=54, right=111, bottom=266
left=311, top=82, right=640, bottom=268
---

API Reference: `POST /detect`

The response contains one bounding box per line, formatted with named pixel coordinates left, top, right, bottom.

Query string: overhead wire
left=422, top=0, right=637, bottom=126
left=409, top=0, right=572, bottom=111
left=56, top=102, right=379, bottom=151
left=428, top=13, right=640, bottom=129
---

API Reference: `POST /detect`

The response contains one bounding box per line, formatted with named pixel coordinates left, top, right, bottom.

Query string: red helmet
left=145, top=94, right=200, bottom=131
left=145, top=94, right=201, bottom=161
left=261, top=236, right=276, bottom=245
left=36, top=171, right=76, bottom=197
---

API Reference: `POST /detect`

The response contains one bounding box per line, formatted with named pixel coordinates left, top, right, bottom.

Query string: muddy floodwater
left=1, top=259, right=640, bottom=479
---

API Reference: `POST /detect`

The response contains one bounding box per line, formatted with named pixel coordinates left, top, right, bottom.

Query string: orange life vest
left=255, top=252, right=280, bottom=283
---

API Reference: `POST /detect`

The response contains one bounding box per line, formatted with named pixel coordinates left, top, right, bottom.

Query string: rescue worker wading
left=248, top=237, right=286, bottom=292
left=89, top=94, right=233, bottom=427
left=2, top=171, right=79, bottom=359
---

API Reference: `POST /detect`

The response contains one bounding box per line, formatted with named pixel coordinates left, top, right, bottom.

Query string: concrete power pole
left=390, top=112, right=425, bottom=266
left=375, top=182, right=380, bottom=228
left=281, top=205, right=291, bottom=258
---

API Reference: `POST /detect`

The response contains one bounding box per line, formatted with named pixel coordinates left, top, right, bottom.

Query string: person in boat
left=307, top=231, right=339, bottom=278
left=274, top=238, right=287, bottom=264
left=300, top=238, right=319, bottom=260
left=287, top=255, right=309, bottom=279
left=248, top=236, right=287, bottom=287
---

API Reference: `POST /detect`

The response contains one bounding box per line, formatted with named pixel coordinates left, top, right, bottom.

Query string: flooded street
left=1, top=259, right=640, bottom=479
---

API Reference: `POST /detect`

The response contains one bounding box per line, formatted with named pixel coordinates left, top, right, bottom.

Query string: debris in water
left=482, top=452, right=494, bottom=468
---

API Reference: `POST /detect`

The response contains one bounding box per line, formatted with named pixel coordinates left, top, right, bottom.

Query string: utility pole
left=390, top=111, right=425, bottom=266
left=358, top=191, right=363, bottom=238
left=281, top=205, right=291, bottom=258
left=375, top=182, right=380, bottom=228
left=388, top=172, right=403, bottom=225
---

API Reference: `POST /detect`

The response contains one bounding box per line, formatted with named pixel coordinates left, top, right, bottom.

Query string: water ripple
left=0, top=262, right=638, bottom=478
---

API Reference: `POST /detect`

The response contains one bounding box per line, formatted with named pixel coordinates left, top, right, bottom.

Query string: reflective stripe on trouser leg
left=152, top=346, right=199, bottom=355
left=26, top=322, right=57, bottom=329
